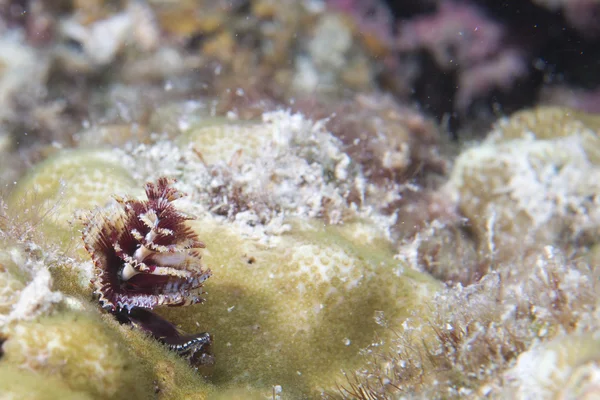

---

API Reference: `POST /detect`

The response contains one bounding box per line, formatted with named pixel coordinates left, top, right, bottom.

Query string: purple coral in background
left=397, top=2, right=504, bottom=68
left=325, top=0, right=600, bottom=126
left=396, top=1, right=529, bottom=112
left=323, top=0, right=533, bottom=117
left=455, top=48, right=528, bottom=111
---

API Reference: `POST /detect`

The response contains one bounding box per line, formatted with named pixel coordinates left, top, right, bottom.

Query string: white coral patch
left=504, top=335, right=600, bottom=399
left=0, top=258, right=63, bottom=332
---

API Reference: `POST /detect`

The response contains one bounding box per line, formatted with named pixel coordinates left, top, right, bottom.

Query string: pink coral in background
left=396, top=1, right=529, bottom=111
left=456, top=48, right=528, bottom=111
left=397, top=1, right=504, bottom=68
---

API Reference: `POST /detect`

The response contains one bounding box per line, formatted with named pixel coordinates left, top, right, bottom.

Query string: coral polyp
left=82, top=177, right=213, bottom=366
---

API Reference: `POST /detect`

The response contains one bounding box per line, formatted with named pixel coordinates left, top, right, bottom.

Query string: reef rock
left=448, top=106, right=600, bottom=262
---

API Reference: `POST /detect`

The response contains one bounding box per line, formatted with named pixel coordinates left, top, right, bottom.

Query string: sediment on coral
left=130, top=111, right=366, bottom=229
left=0, top=214, right=67, bottom=336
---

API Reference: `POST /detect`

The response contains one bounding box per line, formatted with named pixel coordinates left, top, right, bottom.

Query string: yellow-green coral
left=8, top=149, right=141, bottom=245
left=0, top=364, right=93, bottom=400
left=0, top=308, right=213, bottom=399
left=493, top=106, right=600, bottom=139
left=179, top=118, right=269, bottom=165
left=2, top=110, right=442, bottom=398
left=1, top=311, right=154, bottom=399
left=156, top=217, right=439, bottom=397
left=493, top=106, right=600, bottom=164
left=109, top=313, right=213, bottom=399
